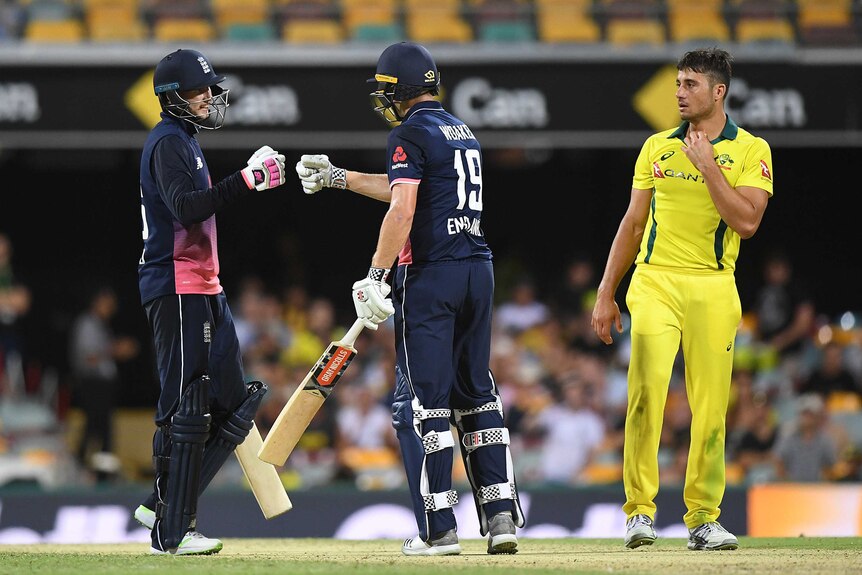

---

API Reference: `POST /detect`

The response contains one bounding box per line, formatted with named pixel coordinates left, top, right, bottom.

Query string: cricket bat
left=234, top=421, right=293, bottom=519
left=258, top=318, right=366, bottom=466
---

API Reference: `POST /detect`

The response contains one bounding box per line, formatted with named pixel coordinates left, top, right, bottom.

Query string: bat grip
left=342, top=318, right=367, bottom=347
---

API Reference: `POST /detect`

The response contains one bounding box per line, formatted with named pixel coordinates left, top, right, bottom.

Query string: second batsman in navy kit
left=295, top=41, right=525, bottom=556
left=135, top=48, right=287, bottom=555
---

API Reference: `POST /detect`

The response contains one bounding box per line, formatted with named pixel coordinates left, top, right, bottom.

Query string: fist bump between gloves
left=352, top=267, right=395, bottom=331
left=242, top=145, right=286, bottom=191
left=295, top=154, right=347, bottom=194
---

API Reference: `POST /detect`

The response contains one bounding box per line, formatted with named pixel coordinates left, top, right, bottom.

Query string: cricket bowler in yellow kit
left=591, top=47, right=773, bottom=551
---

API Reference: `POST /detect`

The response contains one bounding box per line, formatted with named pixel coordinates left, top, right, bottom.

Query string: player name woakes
left=438, top=124, right=475, bottom=141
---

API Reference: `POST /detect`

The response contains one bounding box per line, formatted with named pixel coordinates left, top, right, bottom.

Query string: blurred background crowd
left=2, top=227, right=860, bottom=493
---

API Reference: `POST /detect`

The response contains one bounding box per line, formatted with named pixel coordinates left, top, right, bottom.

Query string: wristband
left=331, top=166, right=347, bottom=189
left=368, top=266, right=390, bottom=282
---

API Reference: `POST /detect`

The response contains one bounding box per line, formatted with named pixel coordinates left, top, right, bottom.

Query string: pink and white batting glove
left=242, top=145, right=286, bottom=191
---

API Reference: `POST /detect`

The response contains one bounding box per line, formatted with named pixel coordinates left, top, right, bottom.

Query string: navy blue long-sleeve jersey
left=386, top=101, right=492, bottom=265
left=138, top=114, right=250, bottom=305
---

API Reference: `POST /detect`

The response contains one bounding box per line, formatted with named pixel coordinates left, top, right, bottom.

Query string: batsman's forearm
left=372, top=207, right=413, bottom=268
left=346, top=171, right=392, bottom=202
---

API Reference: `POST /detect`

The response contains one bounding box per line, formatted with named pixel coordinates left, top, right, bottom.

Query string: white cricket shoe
left=150, top=531, right=224, bottom=556
left=687, top=521, right=738, bottom=550
left=625, top=514, right=657, bottom=549
left=134, top=505, right=155, bottom=529
left=401, top=528, right=462, bottom=556
left=487, top=511, right=518, bottom=554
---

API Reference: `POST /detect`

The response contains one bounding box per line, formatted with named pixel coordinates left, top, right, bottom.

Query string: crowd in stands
left=0, top=0, right=860, bottom=47
left=1, top=227, right=862, bottom=491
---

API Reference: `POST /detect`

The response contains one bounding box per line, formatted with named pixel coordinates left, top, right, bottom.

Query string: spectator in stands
left=524, top=377, right=605, bottom=485
left=68, top=285, right=139, bottom=481
left=0, top=232, right=32, bottom=393
left=773, top=393, right=838, bottom=482
left=752, top=250, right=815, bottom=360
left=335, top=381, right=399, bottom=481
left=798, top=340, right=861, bottom=402
left=495, top=277, right=549, bottom=336
left=280, top=297, right=340, bottom=370
left=232, top=276, right=291, bottom=365
left=549, top=254, right=598, bottom=331
left=731, top=390, right=779, bottom=482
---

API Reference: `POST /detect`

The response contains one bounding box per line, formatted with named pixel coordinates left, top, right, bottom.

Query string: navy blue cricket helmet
left=153, top=48, right=229, bottom=130
left=368, top=41, right=440, bottom=124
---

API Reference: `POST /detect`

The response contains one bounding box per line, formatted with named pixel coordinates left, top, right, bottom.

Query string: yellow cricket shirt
left=632, top=117, right=774, bottom=272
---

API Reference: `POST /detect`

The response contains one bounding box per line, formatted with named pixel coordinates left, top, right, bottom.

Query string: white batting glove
left=296, top=154, right=347, bottom=194
left=352, top=267, right=394, bottom=331
left=242, top=146, right=286, bottom=191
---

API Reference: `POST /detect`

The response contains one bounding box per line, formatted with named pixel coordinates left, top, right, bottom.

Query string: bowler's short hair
left=677, top=47, right=732, bottom=91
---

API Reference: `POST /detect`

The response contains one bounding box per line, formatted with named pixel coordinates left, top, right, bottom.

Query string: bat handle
left=342, top=318, right=367, bottom=347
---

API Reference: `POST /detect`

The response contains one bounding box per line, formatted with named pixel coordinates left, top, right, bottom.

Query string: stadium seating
left=535, top=0, right=600, bottom=43
left=283, top=17, right=344, bottom=43
left=24, top=18, right=85, bottom=42
left=796, top=0, right=858, bottom=46
left=3, top=0, right=862, bottom=47
left=667, top=0, right=730, bottom=45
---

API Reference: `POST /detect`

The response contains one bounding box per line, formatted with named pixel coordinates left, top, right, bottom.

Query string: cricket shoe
left=487, top=511, right=518, bottom=554
left=401, top=528, right=462, bottom=556
left=687, top=522, right=739, bottom=551
left=134, top=504, right=155, bottom=529
left=624, top=514, right=656, bottom=549
left=150, top=531, right=223, bottom=556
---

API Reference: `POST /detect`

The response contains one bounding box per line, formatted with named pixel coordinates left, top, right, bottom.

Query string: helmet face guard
left=368, top=73, right=438, bottom=125
left=157, top=84, right=230, bottom=130
left=369, top=76, right=402, bottom=125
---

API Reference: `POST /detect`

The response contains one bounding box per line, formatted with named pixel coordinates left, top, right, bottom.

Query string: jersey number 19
left=454, top=149, right=483, bottom=211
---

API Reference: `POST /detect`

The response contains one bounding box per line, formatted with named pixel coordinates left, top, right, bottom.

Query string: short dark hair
left=677, top=47, right=732, bottom=92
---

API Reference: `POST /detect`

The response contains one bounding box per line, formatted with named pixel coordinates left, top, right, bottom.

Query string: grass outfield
left=1, top=537, right=861, bottom=575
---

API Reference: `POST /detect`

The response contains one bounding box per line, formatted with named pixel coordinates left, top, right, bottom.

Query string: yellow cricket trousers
left=622, top=264, right=741, bottom=529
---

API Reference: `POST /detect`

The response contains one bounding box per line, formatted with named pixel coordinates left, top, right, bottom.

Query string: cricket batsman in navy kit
left=135, top=48, right=287, bottom=555
left=295, top=41, right=525, bottom=556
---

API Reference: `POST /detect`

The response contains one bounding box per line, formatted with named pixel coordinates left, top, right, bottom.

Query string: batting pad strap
left=461, top=428, right=510, bottom=453
left=423, top=489, right=458, bottom=511
left=414, top=407, right=451, bottom=421
left=422, top=429, right=455, bottom=454
left=453, top=400, right=502, bottom=422
left=478, top=482, right=517, bottom=504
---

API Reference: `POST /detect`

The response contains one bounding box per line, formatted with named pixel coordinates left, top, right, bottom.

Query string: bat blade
left=258, top=319, right=365, bottom=466
left=234, top=422, right=293, bottom=519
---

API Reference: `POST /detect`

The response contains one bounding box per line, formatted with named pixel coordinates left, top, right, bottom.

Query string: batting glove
left=296, top=154, right=347, bottom=194
left=352, top=267, right=394, bottom=331
left=242, top=145, right=286, bottom=191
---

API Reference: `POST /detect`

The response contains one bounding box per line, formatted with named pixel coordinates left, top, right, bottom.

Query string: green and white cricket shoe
left=134, top=505, right=155, bottom=530
left=401, top=528, right=462, bottom=556
left=150, top=531, right=223, bottom=556
left=487, top=512, right=518, bottom=554
left=687, top=521, right=739, bottom=551
left=624, top=514, right=657, bottom=549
